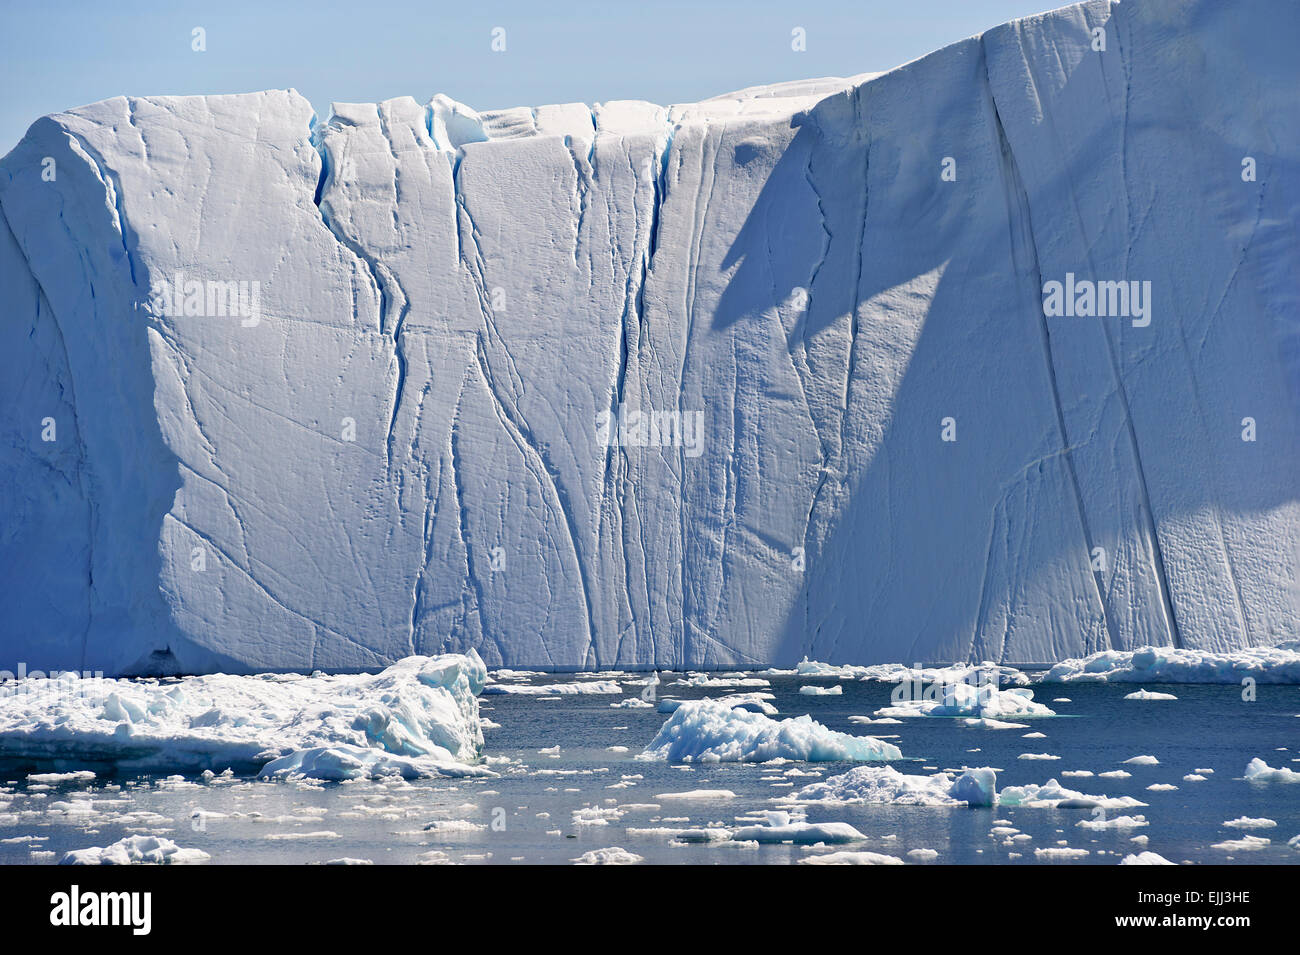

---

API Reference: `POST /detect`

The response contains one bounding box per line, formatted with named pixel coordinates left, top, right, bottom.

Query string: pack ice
left=0, top=0, right=1295, bottom=675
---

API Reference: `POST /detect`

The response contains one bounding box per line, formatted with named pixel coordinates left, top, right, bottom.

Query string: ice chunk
left=640, top=700, right=901, bottom=763
left=999, top=778, right=1146, bottom=810
left=1120, top=851, right=1175, bottom=865
left=572, top=847, right=644, bottom=865
left=1123, top=689, right=1177, bottom=700
left=794, top=765, right=997, bottom=807
left=800, top=851, right=903, bottom=865
left=61, top=835, right=210, bottom=865
left=1077, top=814, right=1148, bottom=830
left=874, top=684, right=1054, bottom=719
left=1223, top=816, right=1276, bottom=829
left=1210, top=835, right=1271, bottom=851
left=1243, top=758, right=1300, bottom=782
left=0, top=652, right=488, bottom=778
left=1043, top=646, right=1300, bottom=685
left=483, top=681, right=622, bottom=696
left=732, top=809, right=866, bottom=844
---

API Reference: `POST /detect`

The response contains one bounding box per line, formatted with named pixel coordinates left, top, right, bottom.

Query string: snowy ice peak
left=0, top=0, right=1296, bottom=675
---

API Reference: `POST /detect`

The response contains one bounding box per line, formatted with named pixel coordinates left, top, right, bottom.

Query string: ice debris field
left=0, top=0, right=1296, bottom=675
left=0, top=647, right=1298, bottom=864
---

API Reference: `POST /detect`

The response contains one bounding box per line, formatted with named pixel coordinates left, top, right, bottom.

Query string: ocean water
left=1, top=673, right=1297, bottom=865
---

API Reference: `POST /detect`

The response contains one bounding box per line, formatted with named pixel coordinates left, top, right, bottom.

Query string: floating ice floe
left=640, top=700, right=901, bottom=763
left=573, top=847, right=644, bottom=865
left=799, top=685, right=843, bottom=696
left=792, top=765, right=997, bottom=807
left=654, top=789, right=737, bottom=800
left=1034, top=847, right=1089, bottom=860
left=26, top=771, right=96, bottom=784
left=1244, top=758, right=1300, bottom=782
left=657, top=693, right=778, bottom=715
left=961, top=718, right=1029, bottom=730
left=0, top=652, right=490, bottom=780
left=1223, top=817, right=1276, bottom=829
left=1123, top=755, right=1160, bottom=766
left=1210, top=835, right=1271, bottom=851
left=1040, top=645, right=1300, bottom=684
left=795, top=659, right=1030, bottom=687
left=1120, top=851, right=1175, bottom=865
left=672, top=674, right=771, bottom=689
left=800, top=850, right=904, bottom=865
left=732, top=810, right=866, bottom=844
left=482, top=680, right=622, bottom=695
left=1077, top=814, right=1148, bottom=830
left=998, top=779, right=1147, bottom=810
left=1124, top=689, right=1177, bottom=701
left=873, top=683, right=1054, bottom=719
left=610, top=698, right=655, bottom=709
left=61, top=835, right=210, bottom=866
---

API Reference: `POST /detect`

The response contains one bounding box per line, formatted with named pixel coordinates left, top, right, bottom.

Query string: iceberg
left=1243, top=758, right=1300, bottom=783
left=731, top=810, right=866, bottom=844
left=874, top=683, right=1055, bottom=719
left=793, top=765, right=998, bottom=807
left=998, top=778, right=1147, bottom=810
left=1041, top=645, right=1300, bottom=684
left=1119, top=851, right=1175, bottom=865
left=639, top=699, right=901, bottom=763
left=800, top=850, right=904, bottom=865
left=61, top=835, right=210, bottom=866
left=0, top=651, right=489, bottom=778
left=0, top=0, right=1296, bottom=674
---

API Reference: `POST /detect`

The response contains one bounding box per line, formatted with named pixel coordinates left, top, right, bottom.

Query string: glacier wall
left=1, top=0, right=1296, bottom=674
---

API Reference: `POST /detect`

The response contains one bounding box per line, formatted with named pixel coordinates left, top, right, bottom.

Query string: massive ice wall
left=0, top=0, right=1296, bottom=674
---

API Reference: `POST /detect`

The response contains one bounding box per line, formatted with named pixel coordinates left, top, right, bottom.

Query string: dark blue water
left=1, top=674, right=1296, bottom=864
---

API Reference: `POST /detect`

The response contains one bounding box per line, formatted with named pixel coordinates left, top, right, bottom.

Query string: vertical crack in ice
left=646, top=117, right=678, bottom=265
left=980, top=38, right=1118, bottom=658
left=1001, top=26, right=1182, bottom=651
left=566, top=136, right=591, bottom=269
left=64, top=132, right=139, bottom=288
left=309, top=119, right=388, bottom=337
left=452, top=182, right=596, bottom=660
left=448, top=379, right=510, bottom=664
left=800, top=116, right=833, bottom=304
left=1117, top=9, right=1253, bottom=647
left=675, top=121, right=722, bottom=662
left=813, top=85, right=872, bottom=662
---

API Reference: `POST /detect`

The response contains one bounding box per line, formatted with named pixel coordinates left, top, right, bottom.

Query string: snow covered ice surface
left=0, top=651, right=490, bottom=779
left=1, top=0, right=1297, bottom=675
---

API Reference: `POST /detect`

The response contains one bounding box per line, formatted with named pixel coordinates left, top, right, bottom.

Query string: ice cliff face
left=1, top=0, right=1296, bottom=675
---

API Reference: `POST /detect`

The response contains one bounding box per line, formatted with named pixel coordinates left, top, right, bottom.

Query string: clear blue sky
left=2, top=0, right=1062, bottom=155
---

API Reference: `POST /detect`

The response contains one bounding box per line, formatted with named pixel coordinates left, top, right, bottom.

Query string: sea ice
left=0, top=652, right=488, bottom=778
left=61, top=835, right=210, bottom=865
left=640, top=700, right=901, bottom=763
left=793, top=765, right=997, bottom=807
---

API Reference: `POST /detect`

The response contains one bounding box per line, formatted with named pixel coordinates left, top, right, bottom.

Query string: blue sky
left=2, top=0, right=1060, bottom=155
